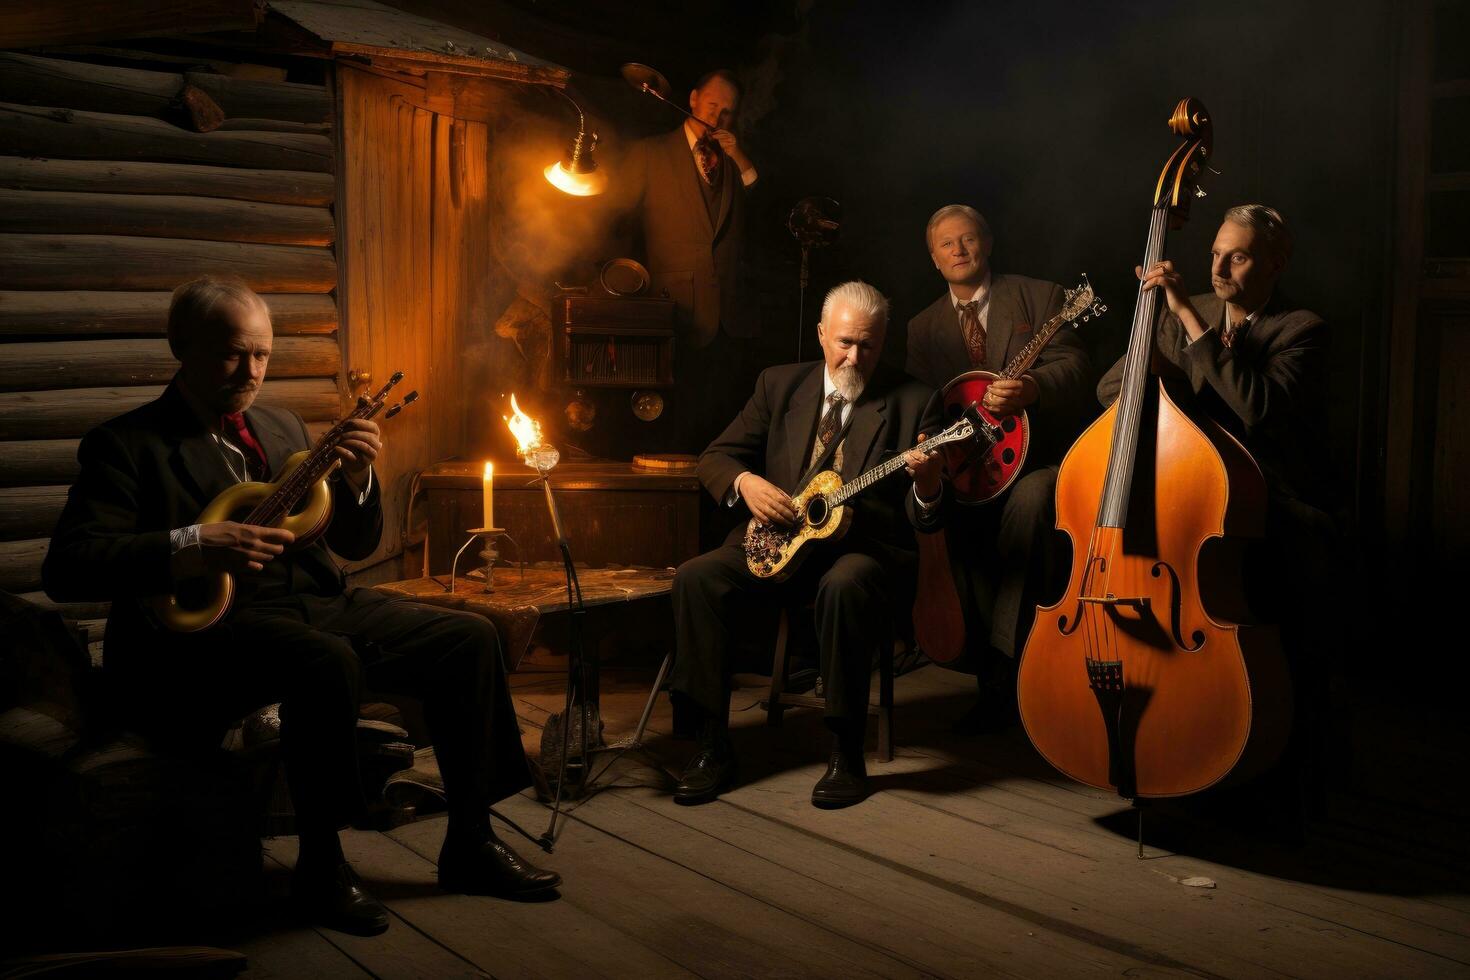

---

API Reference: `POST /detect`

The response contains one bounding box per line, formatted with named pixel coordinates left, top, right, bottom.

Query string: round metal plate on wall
left=565, top=390, right=596, bottom=432
left=600, top=257, right=650, bottom=296
left=630, top=389, right=664, bottom=421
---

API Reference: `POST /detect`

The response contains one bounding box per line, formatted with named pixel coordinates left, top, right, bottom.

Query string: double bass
left=1016, top=99, right=1292, bottom=799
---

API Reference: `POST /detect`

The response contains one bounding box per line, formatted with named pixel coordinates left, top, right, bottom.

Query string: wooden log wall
left=0, top=47, right=342, bottom=612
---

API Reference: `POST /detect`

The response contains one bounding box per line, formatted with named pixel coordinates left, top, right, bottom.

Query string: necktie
left=958, top=300, right=986, bottom=367
left=1222, top=319, right=1247, bottom=348
left=694, top=134, right=721, bottom=186
left=222, top=411, right=269, bottom=480
left=810, top=392, right=845, bottom=469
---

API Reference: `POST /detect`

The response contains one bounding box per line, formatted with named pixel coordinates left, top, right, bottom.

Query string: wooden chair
left=761, top=605, right=895, bottom=762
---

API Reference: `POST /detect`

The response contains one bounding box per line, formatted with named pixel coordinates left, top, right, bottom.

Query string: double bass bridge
left=1077, top=594, right=1151, bottom=610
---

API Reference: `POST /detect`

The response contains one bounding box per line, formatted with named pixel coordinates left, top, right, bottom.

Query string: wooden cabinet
left=552, top=295, right=676, bottom=388
left=420, top=459, right=701, bottom=573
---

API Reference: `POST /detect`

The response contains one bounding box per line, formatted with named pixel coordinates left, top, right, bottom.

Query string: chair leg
left=766, top=609, right=792, bottom=727
left=630, top=650, right=673, bottom=750
left=878, top=640, right=895, bottom=762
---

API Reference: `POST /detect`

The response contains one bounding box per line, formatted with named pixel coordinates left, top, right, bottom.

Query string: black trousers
left=946, top=464, right=1060, bottom=669
left=671, top=540, right=899, bottom=726
left=118, top=588, right=529, bottom=831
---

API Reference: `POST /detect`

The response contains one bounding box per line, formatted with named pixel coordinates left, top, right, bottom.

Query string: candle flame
left=504, top=394, right=543, bottom=455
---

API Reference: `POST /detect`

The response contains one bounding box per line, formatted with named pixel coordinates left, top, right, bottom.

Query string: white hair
left=819, top=279, right=889, bottom=329
left=925, top=203, right=993, bottom=250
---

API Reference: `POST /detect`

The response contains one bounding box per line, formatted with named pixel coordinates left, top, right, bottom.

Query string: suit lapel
left=781, top=363, right=824, bottom=491
left=246, top=406, right=299, bottom=479
left=159, top=384, right=235, bottom=503
left=925, top=295, right=970, bottom=382
left=842, top=389, right=887, bottom=482
left=669, top=128, right=714, bottom=236
left=712, top=153, right=735, bottom=238
left=984, top=274, right=1018, bottom=373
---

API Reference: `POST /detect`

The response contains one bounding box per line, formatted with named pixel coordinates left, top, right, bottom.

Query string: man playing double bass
left=43, top=276, right=562, bottom=937
left=905, top=204, right=1092, bottom=733
left=1098, top=204, right=1336, bottom=822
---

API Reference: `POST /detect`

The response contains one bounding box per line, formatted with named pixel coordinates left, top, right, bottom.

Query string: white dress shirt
left=950, top=272, right=993, bottom=335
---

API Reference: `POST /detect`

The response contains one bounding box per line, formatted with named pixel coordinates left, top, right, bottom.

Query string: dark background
left=409, top=0, right=1399, bottom=537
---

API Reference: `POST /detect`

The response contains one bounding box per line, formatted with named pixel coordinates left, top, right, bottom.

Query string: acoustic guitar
left=743, top=412, right=978, bottom=581
left=940, top=278, right=1105, bottom=504
left=148, top=372, right=417, bottom=633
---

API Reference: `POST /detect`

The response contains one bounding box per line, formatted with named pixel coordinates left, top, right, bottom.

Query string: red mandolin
left=939, top=279, right=1104, bottom=505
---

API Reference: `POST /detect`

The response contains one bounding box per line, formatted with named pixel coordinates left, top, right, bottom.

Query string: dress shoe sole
left=673, top=763, right=736, bottom=806
left=292, top=897, right=391, bottom=937
left=810, top=792, right=866, bottom=810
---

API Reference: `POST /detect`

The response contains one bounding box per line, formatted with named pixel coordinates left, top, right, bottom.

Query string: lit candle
left=482, top=461, right=494, bottom=530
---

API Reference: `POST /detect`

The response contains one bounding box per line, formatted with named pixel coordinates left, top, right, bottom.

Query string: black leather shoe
left=673, top=749, right=737, bottom=806
left=292, top=861, right=390, bottom=936
left=811, top=748, right=868, bottom=809
left=438, top=836, right=562, bottom=897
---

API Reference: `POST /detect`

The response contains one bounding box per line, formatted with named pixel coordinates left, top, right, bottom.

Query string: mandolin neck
left=998, top=304, right=1077, bottom=381
left=1096, top=205, right=1170, bottom=529
left=245, top=401, right=381, bottom=527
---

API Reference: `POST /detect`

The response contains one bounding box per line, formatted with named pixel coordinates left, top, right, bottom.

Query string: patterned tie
left=693, top=134, right=721, bottom=186
left=222, top=411, right=269, bottom=480
left=810, top=391, right=846, bottom=469
left=1222, top=319, right=1247, bottom=348
left=958, top=300, right=986, bottom=367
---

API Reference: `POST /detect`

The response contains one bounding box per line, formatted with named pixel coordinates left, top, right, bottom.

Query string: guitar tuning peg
left=384, top=404, right=402, bottom=419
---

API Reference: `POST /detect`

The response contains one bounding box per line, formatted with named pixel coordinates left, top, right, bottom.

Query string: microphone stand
left=520, top=445, right=590, bottom=852
left=522, top=442, right=676, bottom=852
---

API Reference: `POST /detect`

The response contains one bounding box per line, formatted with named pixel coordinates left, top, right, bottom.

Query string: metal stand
left=528, top=458, right=673, bottom=853
left=449, top=527, right=520, bottom=594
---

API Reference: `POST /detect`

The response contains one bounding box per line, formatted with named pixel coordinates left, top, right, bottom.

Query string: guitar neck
left=829, top=452, right=912, bottom=507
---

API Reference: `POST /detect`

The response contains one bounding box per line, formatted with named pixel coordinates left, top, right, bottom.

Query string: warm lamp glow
left=544, top=159, right=607, bottom=197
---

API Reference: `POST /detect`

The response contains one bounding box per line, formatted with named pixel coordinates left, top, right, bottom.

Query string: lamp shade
left=544, top=159, right=608, bottom=196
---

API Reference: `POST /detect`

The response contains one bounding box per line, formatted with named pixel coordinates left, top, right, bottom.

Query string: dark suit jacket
left=42, top=381, right=382, bottom=670
left=1096, top=291, right=1330, bottom=508
left=906, top=272, right=1092, bottom=462
left=626, top=127, right=755, bottom=347
left=697, top=362, right=945, bottom=565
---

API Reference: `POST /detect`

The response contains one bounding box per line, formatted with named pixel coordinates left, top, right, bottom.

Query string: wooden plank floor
left=229, top=661, right=1470, bottom=980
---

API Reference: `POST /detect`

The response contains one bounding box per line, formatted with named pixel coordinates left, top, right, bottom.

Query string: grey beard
left=832, top=365, right=866, bottom=402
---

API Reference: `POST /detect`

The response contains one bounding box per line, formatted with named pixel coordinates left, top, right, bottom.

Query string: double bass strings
left=1084, top=205, right=1170, bottom=667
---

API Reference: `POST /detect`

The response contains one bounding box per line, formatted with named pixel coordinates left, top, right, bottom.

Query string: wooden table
left=374, top=564, right=676, bottom=673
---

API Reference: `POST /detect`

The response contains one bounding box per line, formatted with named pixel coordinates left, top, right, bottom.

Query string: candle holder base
left=450, top=528, right=521, bottom=594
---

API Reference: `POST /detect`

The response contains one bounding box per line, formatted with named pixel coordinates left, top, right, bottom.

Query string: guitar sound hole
left=807, top=496, right=829, bottom=528
left=1002, top=416, right=1017, bottom=432
left=1001, top=448, right=1015, bottom=465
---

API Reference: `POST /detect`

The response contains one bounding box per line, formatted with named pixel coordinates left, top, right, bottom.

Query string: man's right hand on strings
left=740, top=474, right=799, bottom=526
left=199, top=521, right=295, bottom=573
